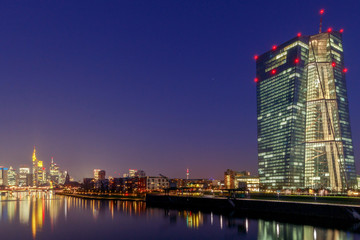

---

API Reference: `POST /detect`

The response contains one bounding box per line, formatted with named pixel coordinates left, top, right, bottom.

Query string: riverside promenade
left=57, top=192, right=145, bottom=201
left=56, top=191, right=360, bottom=222
left=146, top=194, right=360, bottom=222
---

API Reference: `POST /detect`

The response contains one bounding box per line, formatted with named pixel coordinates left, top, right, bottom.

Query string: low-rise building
left=235, top=175, right=260, bottom=192
left=83, top=178, right=95, bottom=190
left=224, top=169, right=259, bottom=191
left=146, top=176, right=169, bottom=191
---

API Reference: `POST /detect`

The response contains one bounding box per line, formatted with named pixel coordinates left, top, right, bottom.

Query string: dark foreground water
left=0, top=192, right=360, bottom=240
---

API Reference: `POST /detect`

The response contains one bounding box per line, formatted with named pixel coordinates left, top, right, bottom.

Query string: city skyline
left=0, top=2, right=360, bottom=180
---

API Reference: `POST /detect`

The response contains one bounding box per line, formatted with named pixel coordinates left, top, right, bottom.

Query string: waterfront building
left=304, top=32, right=356, bottom=191
left=146, top=176, right=169, bottom=191
left=224, top=169, right=259, bottom=191
left=109, top=178, right=125, bottom=192
left=186, top=179, right=213, bottom=190
left=256, top=29, right=356, bottom=191
left=0, top=167, right=8, bottom=186
left=120, top=177, right=146, bottom=193
left=169, top=178, right=218, bottom=190
left=224, top=169, right=236, bottom=189
left=235, top=175, right=260, bottom=192
left=83, top=178, right=95, bottom=190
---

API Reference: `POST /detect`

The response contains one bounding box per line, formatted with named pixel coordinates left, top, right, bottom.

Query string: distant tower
left=32, top=146, right=45, bottom=186
left=50, top=157, right=60, bottom=184
left=186, top=168, right=189, bottom=180
left=32, top=146, right=38, bottom=186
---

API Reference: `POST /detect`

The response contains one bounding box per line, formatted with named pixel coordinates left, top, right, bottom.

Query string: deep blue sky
left=0, top=0, right=359, bottom=180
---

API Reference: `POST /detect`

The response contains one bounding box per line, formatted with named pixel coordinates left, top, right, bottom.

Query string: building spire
left=319, top=9, right=325, bottom=33
left=32, top=146, right=37, bottom=162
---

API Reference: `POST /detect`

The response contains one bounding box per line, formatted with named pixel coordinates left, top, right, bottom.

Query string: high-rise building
left=93, top=169, right=100, bottom=181
left=224, top=169, right=236, bottom=189
left=49, top=157, right=60, bottom=184
left=18, top=167, right=30, bottom=187
left=7, top=166, right=17, bottom=186
left=256, top=28, right=356, bottom=191
left=32, top=146, right=38, bottom=186
left=58, top=170, right=67, bottom=185
left=32, top=147, right=46, bottom=186
left=98, top=170, right=106, bottom=181
left=0, top=167, right=8, bottom=186
left=304, top=32, right=356, bottom=191
left=129, top=169, right=137, bottom=177
left=256, top=37, right=309, bottom=190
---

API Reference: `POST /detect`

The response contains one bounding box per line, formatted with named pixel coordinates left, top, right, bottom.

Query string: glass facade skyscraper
left=305, top=32, right=356, bottom=191
left=256, top=31, right=356, bottom=191
left=256, top=37, right=309, bottom=189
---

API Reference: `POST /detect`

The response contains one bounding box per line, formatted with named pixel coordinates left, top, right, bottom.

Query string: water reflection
left=0, top=192, right=359, bottom=239
left=257, top=220, right=354, bottom=240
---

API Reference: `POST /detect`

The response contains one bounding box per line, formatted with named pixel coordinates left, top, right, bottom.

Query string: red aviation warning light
left=340, top=29, right=344, bottom=33
left=319, top=9, right=325, bottom=33
left=294, top=58, right=300, bottom=64
left=271, top=69, right=276, bottom=75
left=272, top=45, right=277, bottom=50
left=327, top=27, right=333, bottom=33
left=297, top=32, right=302, bottom=37
left=254, top=78, right=259, bottom=83
left=332, top=62, right=336, bottom=67
left=343, top=68, right=348, bottom=73
left=254, top=55, right=259, bottom=60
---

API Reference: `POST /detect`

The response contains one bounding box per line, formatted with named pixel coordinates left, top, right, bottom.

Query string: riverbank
left=146, top=194, right=360, bottom=222
left=56, top=192, right=360, bottom=222
left=57, top=192, right=145, bottom=201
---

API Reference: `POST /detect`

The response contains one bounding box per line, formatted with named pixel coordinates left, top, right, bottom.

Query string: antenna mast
left=319, top=9, right=325, bottom=33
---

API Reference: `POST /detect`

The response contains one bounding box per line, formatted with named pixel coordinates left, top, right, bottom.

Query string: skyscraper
left=7, top=166, right=17, bottom=186
left=304, top=31, right=356, bottom=191
left=32, top=146, right=38, bottom=186
left=18, top=167, right=30, bottom=186
left=256, top=29, right=356, bottom=191
left=93, top=169, right=100, bottom=181
left=32, top=146, right=46, bottom=186
left=49, top=157, right=60, bottom=184
left=0, top=167, right=8, bottom=186
left=256, top=37, right=309, bottom=190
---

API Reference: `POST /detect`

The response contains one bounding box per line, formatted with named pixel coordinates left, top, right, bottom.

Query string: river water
left=0, top=192, right=359, bottom=239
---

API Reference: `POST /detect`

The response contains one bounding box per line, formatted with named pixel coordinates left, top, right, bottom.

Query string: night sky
left=0, top=1, right=359, bottom=180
